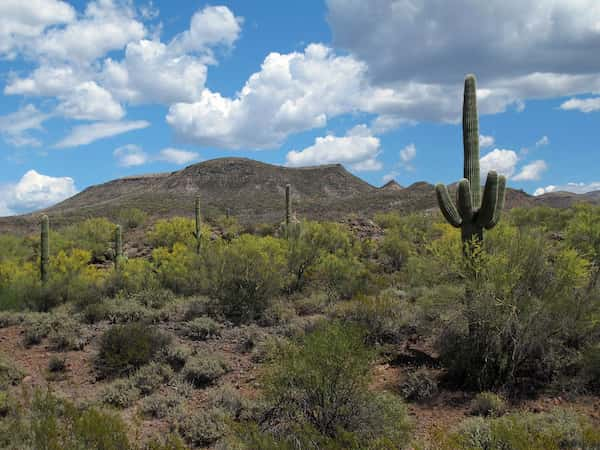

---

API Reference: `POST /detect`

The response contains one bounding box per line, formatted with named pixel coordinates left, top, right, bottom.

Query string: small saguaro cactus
left=40, top=215, right=49, bottom=284
left=192, top=196, right=202, bottom=255
left=435, top=74, right=507, bottom=249
left=114, top=224, right=123, bottom=269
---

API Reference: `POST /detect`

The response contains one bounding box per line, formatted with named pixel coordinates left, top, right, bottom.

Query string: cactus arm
left=457, top=178, right=474, bottom=222
left=463, top=74, right=481, bottom=208
left=485, top=175, right=506, bottom=229
left=476, top=171, right=499, bottom=227
left=436, top=183, right=462, bottom=227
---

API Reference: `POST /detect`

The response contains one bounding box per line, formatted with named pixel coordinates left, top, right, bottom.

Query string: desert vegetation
left=0, top=76, right=599, bottom=449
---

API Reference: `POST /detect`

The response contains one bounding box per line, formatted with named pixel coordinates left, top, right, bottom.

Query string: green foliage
left=310, top=253, right=368, bottom=301
left=177, top=406, right=228, bottom=447
left=0, top=389, right=132, bottom=450
left=140, top=390, right=184, bottom=419
left=207, top=234, right=288, bottom=324
left=58, top=217, right=117, bottom=262
left=0, top=353, right=23, bottom=389
left=48, top=356, right=67, bottom=373
left=400, top=369, right=439, bottom=403
left=257, top=322, right=412, bottom=447
left=117, top=208, right=148, bottom=230
left=379, top=232, right=412, bottom=271
left=183, top=353, right=229, bottom=387
left=132, top=362, right=174, bottom=395
left=96, top=322, right=170, bottom=378
left=510, top=206, right=574, bottom=232
left=182, top=316, right=221, bottom=340
left=101, top=378, right=141, bottom=408
left=152, top=242, right=205, bottom=295
left=147, top=217, right=196, bottom=249
left=470, top=392, right=507, bottom=417
left=436, top=409, right=600, bottom=450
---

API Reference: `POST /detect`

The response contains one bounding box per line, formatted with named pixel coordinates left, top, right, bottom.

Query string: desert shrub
left=293, top=292, right=327, bottom=316
left=379, top=232, right=413, bottom=271
left=0, top=311, right=26, bottom=327
left=159, top=344, right=192, bottom=371
left=329, top=292, right=409, bottom=344
left=22, top=313, right=84, bottom=350
left=48, top=356, right=67, bottom=373
left=153, top=243, right=206, bottom=295
left=182, top=296, right=212, bottom=320
left=470, top=392, right=507, bottom=417
left=436, top=223, right=598, bottom=392
left=101, top=378, right=141, bottom=408
left=255, top=322, right=412, bottom=447
left=0, top=390, right=132, bottom=449
left=214, top=214, right=242, bottom=241
left=400, top=369, right=439, bottom=402
left=96, top=322, right=170, bottom=378
left=132, top=362, right=174, bottom=395
left=582, top=343, right=600, bottom=392
left=177, top=407, right=228, bottom=447
left=140, top=390, right=184, bottom=419
left=103, top=257, right=158, bottom=297
left=436, top=408, right=600, bottom=450
left=117, top=208, right=148, bottom=230
left=147, top=217, right=197, bottom=249
left=0, top=354, right=23, bottom=389
left=130, top=288, right=176, bottom=309
left=58, top=217, right=116, bottom=262
left=182, top=316, right=222, bottom=340
left=259, top=299, right=297, bottom=326
left=309, top=253, right=369, bottom=301
left=183, top=354, right=229, bottom=388
left=510, top=205, right=574, bottom=232
left=48, top=319, right=85, bottom=351
left=101, top=297, right=160, bottom=324
left=207, top=235, right=287, bottom=324
left=286, top=221, right=357, bottom=292
left=209, top=384, right=261, bottom=420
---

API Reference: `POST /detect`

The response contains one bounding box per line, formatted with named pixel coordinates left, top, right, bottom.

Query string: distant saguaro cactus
left=435, top=74, right=507, bottom=250
left=114, top=224, right=123, bottom=270
left=40, top=215, right=49, bottom=284
left=192, top=196, right=202, bottom=254
left=285, top=184, right=292, bottom=228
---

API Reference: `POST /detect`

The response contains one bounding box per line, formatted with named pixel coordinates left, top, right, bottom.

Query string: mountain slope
left=0, top=157, right=597, bottom=232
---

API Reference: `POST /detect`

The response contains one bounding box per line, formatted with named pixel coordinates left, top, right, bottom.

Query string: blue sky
left=0, top=0, right=599, bottom=215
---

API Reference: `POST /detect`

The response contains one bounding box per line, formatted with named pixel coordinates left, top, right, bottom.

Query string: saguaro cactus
left=285, top=184, right=292, bottom=227
left=40, top=215, right=49, bottom=284
left=435, top=74, right=507, bottom=249
left=192, top=196, right=202, bottom=255
left=114, top=224, right=123, bottom=269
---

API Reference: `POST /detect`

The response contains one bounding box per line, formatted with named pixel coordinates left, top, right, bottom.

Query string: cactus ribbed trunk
left=285, top=184, right=291, bottom=227
left=40, top=215, right=49, bottom=285
left=115, top=225, right=123, bottom=270
left=463, top=75, right=481, bottom=209
left=194, top=196, right=202, bottom=255
left=435, top=74, right=507, bottom=253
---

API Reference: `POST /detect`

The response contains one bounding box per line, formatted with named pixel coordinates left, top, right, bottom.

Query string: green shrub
left=207, top=235, right=287, bottom=324
left=130, top=288, right=176, bottom=309
left=140, top=390, right=183, bottom=419
left=101, top=378, right=141, bottom=408
left=48, top=356, right=67, bottom=373
left=152, top=243, right=206, bottom=295
left=437, top=409, right=600, bottom=450
left=470, top=392, right=507, bottom=417
left=400, top=369, right=439, bottom=403
left=256, top=322, right=412, bottom=447
left=132, top=362, right=174, bottom=395
left=183, top=354, right=229, bottom=388
left=177, top=407, right=228, bottom=447
left=0, top=354, right=23, bottom=389
left=102, top=297, right=160, bottom=324
left=309, top=253, right=369, bottom=301
left=583, top=343, right=600, bottom=392
left=379, top=232, right=413, bottom=271
left=96, top=322, right=170, bottom=378
left=209, top=384, right=261, bottom=420
left=182, top=316, right=222, bottom=340
left=159, top=344, right=192, bottom=372
left=147, top=217, right=196, bottom=249
left=117, top=208, right=148, bottom=230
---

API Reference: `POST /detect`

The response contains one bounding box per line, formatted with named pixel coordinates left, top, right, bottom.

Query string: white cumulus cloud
left=479, top=149, right=519, bottom=178
left=560, top=97, right=600, bottom=113
left=0, top=169, right=77, bottom=216
left=156, top=148, right=199, bottom=165
left=114, top=144, right=148, bottom=167
left=513, top=160, right=548, bottom=181
left=534, top=182, right=600, bottom=196
left=285, top=124, right=382, bottom=171
left=479, top=135, right=495, bottom=148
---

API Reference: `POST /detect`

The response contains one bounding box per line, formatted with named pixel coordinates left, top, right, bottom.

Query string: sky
left=0, top=0, right=599, bottom=216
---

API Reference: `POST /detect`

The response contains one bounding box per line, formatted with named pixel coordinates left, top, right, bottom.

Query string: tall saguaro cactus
left=114, top=224, right=123, bottom=270
left=192, top=196, right=202, bottom=255
left=40, top=215, right=49, bottom=285
left=285, top=184, right=292, bottom=228
left=435, top=74, right=507, bottom=249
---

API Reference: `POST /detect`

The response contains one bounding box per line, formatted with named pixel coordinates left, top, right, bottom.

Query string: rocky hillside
left=0, top=157, right=598, bottom=232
